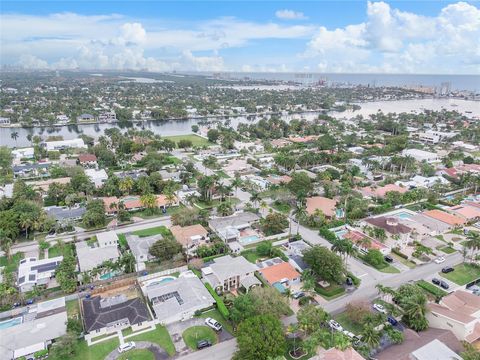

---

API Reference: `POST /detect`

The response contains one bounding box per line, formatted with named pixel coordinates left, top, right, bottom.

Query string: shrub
left=319, top=227, right=337, bottom=243
left=204, top=283, right=230, bottom=319
left=34, top=349, right=49, bottom=358
left=392, top=247, right=408, bottom=259
left=363, top=249, right=387, bottom=269
left=315, top=285, right=345, bottom=298
left=347, top=272, right=361, bottom=286
left=416, top=280, right=447, bottom=299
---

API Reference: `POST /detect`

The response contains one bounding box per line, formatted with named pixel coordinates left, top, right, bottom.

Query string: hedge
left=315, top=284, right=345, bottom=298
left=416, top=280, right=448, bottom=298
left=202, top=253, right=227, bottom=263
left=319, top=227, right=337, bottom=243
left=347, top=271, right=361, bottom=286
left=392, top=247, right=408, bottom=259
left=204, top=283, right=230, bottom=320
left=34, top=349, right=49, bottom=358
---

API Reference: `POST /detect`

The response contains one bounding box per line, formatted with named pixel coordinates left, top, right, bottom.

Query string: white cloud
left=275, top=9, right=308, bottom=20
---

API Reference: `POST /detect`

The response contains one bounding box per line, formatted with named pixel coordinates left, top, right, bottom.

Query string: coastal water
left=1, top=99, right=478, bottom=148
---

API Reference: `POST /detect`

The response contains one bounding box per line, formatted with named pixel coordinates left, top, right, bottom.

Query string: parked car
left=384, top=255, right=394, bottom=263
left=440, top=281, right=450, bottom=290
left=205, top=317, right=222, bottom=332
left=387, top=316, right=398, bottom=326
left=345, top=278, right=353, bottom=286
left=328, top=319, right=343, bottom=332
left=435, top=257, right=446, bottom=264
left=25, top=298, right=35, bottom=305
left=12, top=302, right=21, bottom=308
left=118, top=342, right=136, bottom=353
left=373, top=303, right=387, bottom=314
left=432, top=278, right=441, bottom=285
left=293, top=291, right=305, bottom=299
left=197, top=340, right=212, bottom=349
left=442, top=266, right=454, bottom=273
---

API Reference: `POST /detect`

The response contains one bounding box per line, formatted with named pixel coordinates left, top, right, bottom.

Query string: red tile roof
left=259, top=262, right=300, bottom=285
left=423, top=209, right=466, bottom=226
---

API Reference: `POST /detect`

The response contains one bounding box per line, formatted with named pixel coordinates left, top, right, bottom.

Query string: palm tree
left=259, top=200, right=268, bottom=217
left=292, top=205, right=307, bottom=235
left=465, top=231, right=480, bottom=260
left=217, top=202, right=233, bottom=216
left=1, top=237, right=12, bottom=260
left=361, top=324, right=381, bottom=350
left=19, top=215, right=33, bottom=240
left=375, top=284, right=395, bottom=302
left=140, top=193, right=157, bottom=213
left=401, top=293, right=429, bottom=331
left=231, top=176, right=242, bottom=197
left=119, top=177, right=134, bottom=195
left=10, top=131, right=19, bottom=147
left=249, top=191, right=260, bottom=208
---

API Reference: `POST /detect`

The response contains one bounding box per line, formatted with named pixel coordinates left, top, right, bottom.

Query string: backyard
left=0, top=252, right=24, bottom=273
left=164, top=134, right=211, bottom=147
left=440, top=263, right=480, bottom=285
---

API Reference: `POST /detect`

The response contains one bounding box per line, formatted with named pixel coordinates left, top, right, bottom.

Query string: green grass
left=165, top=134, right=212, bottom=147
left=241, top=250, right=262, bottom=264
left=315, top=283, right=346, bottom=300
left=118, top=234, right=128, bottom=248
left=182, top=326, right=217, bottom=350
left=118, top=349, right=154, bottom=360
left=0, top=252, right=24, bottom=273
left=194, top=198, right=240, bottom=210
left=198, top=309, right=235, bottom=334
left=440, top=263, right=480, bottom=285
left=437, top=245, right=456, bottom=254
left=132, top=226, right=171, bottom=237
left=66, top=299, right=80, bottom=319
left=216, top=170, right=230, bottom=179
left=390, top=253, right=416, bottom=269
left=334, top=312, right=364, bottom=334
left=127, top=325, right=176, bottom=356
left=377, top=264, right=401, bottom=273
left=70, top=338, right=119, bottom=360
left=416, top=280, right=448, bottom=298
left=48, top=243, right=74, bottom=258
left=271, top=201, right=292, bottom=214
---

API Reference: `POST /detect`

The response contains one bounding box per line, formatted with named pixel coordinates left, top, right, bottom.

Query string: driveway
left=167, top=318, right=234, bottom=356
left=105, top=341, right=169, bottom=360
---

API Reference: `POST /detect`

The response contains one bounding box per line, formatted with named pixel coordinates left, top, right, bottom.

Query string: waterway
left=1, top=98, right=478, bottom=148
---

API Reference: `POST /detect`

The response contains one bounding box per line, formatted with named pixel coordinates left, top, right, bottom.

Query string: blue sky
left=1, top=1, right=479, bottom=73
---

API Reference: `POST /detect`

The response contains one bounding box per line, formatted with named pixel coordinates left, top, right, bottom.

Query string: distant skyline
left=1, top=1, right=479, bottom=74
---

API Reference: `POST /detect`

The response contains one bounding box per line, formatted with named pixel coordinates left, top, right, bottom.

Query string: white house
left=17, top=256, right=63, bottom=292
left=401, top=148, right=439, bottom=163
left=44, top=138, right=87, bottom=151
left=85, top=168, right=108, bottom=188
left=12, top=147, right=34, bottom=160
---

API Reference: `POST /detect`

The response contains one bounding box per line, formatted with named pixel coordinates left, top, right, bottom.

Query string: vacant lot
left=165, top=134, right=211, bottom=147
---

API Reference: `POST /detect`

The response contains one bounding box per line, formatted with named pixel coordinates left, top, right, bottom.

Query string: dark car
left=387, top=316, right=398, bottom=326
left=440, top=281, right=450, bottom=290
left=293, top=291, right=305, bottom=299
left=25, top=298, right=35, bottom=305
left=442, top=266, right=454, bottom=273
left=197, top=340, right=212, bottom=349
left=384, top=255, right=394, bottom=263
left=432, top=278, right=441, bottom=285
left=346, top=277, right=353, bottom=286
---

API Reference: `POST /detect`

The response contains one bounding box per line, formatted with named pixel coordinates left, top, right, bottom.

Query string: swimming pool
left=273, top=282, right=287, bottom=294
left=395, top=211, right=413, bottom=220
left=100, top=271, right=119, bottom=280
left=239, top=235, right=261, bottom=245
left=334, top=229, right=348, bottom=239
left=0, top=317, right=22, bottom=329
left=146, top=276, right=176, bottom=287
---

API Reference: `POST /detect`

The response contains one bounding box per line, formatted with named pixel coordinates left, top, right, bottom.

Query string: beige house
left=171, top=224, right=209, bottom=253
left=427, top=290, right=480, bottom=343
left=306, top=196, right=337, bottom=218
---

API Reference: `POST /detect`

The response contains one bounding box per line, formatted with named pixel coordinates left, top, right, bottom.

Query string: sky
left=1, top=1, right=479, bottom=74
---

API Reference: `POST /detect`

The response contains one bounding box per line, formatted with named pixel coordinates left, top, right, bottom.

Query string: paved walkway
left=105, top=341, right=169, bottom=360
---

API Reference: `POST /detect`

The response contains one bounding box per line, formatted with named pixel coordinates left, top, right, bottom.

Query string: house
left=423, top=209, right=466, bottom=227
left=77, top=113, right=95, bottom=123
left=266, top=174, right=292, bottom=185
left=359, top=184, right=408, bottom=199
left=241, top=174, right=269, bottom=190
left=270, top=138, right=292, bottom=148
left=115, top=170, right=147, bottom=180
left=13, top=163, right=51, bottom=179
left=45, top=205, right=86, bottom=222
left=78, top=154, right=98, bottom=167
left=222, top=159, right=253, bottom=177
left=306, top=196, right=337, bottom=218
left=410, top=339, right=461, bottom=360
left=75, top=233, right=120, bottom=273
left=0, top=297, right=67, bottom=360
left=125, top=233, right=159, bottom=270
left=142, top=272, right=215, bottom=324
left=311, top=347, right=364, bottom=360
left=12, top=147, right=34, bottom=160
left=337, top=226, right=390, bottom=255
left=427, top=290, right=480, bottom=343
left=0, top=183, right=13, bottom=199
left=158, top=169, right=181, bottom=182
left=449, top=205, right=480, bottom=222
left=257, top=259, right=301, bottom=290
left=82, top=294, right=150, bottom=335
left=85, top=168, right=108, bottom=188
left=98, top=111, right=116, bottom=123
left=364, top=216, right=412, bottom=248
left=234, top=141, right=264, bottom=153
left=44, top=138, right=87, bottom=151
left=208, top=212, right=260, bottom=243
left=102, top=194, right=177, bottom=214
left=401, top=149, right=439, bottom=163
left=16, top=256, right=63, bottom=292
left=396, top=175, right=449, bottom=189
left=376, top=328, right=462, bottom=360
left=170, top=224, right=209, bottom=253
left=202, top=255, right=260, bottom=292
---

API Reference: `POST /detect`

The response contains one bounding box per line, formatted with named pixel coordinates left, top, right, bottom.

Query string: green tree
left=82, top=199, right=107, bottom=228
left=55, top=256, right=77, bottom=293
left=361, top=324, right=381, bottom=350
left=288, top=172, right=313, bottom=198
left=49, top=333, right=77, bottom=359
left=149, top=237, right=183, bottom=261
left=207, top=129, right=220, bottom=142
left=303, top=245, right=345, bottom=283
left=235, top=314, right=287, bottom=360
left=297, top=304, right=328, bottom=335
left=261, top=212, right=288, bottom=236
left=363, top=249, right=386, bottom=268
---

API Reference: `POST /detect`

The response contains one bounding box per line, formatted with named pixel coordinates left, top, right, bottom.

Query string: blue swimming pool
left=334, top=229, right=348, bottom=239
left=0, top=317, right=22, bottom=329
left=395, top=211, right=413, bottom=220
left=100, top=271, right=118, bottom=280
left=240, top=235, right=260, bottom=245
left=273, top=282, right=287, bottom=294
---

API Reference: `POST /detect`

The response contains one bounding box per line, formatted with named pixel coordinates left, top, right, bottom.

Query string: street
left=175, top=339, right=237, bottom=360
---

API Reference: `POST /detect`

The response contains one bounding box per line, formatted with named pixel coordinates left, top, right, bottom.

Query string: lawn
left=216, top=170, right=230, bottom=179
left=334, top=312, right=364, bottom=334
left=0, top=252, right=24, bottom=273
left=127, top=325, right=176, bottom=356
left=315, top=283, right=346, bottom=300
left=194, top=198, right=240, bottom=210
left=440, top=263, right=480, bottom=285
left=48, top=243, right=74, bottom=258
left=437, top=245, right=456, bottom=254
left=377, top=264, right=401, bottom=273
left=182, top=326, right=217, bottom=350
left=118, top=234, right=128, bottom=248
left=133, top=205, right=185, bottom=219
left=272, top=201, right=292, bottom=214
left=66, top=299, right=80, bottom=319
left=164, top=134, right=211, bottom=147
left=118, top=349, right=154, bottom=360
left=416, top=280, right=448, bottom=298
left=390, top=253, right=416, bottom=269
left=241, top=249, right=263, bottom=264
left=133, top=226, right=171, bottom=238
left=70, top=338, right=119, bottom=360
left=198, top=309, right=235, bottom=334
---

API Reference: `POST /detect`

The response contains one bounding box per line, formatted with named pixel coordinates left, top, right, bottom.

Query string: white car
left=118, top=341, right=136, bottom=353
left=328, top=319, right=343, bottom=332
left=373, top=303, right=387, bottom=314
left=435, top=257, right=446, bottom=264
left=342, top=330, right=355, bottom=339
left=205, top=317, right=222, bottom=331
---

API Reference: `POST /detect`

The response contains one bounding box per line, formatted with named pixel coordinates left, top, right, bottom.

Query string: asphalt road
left=175, top=339, right=237, bottom=360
